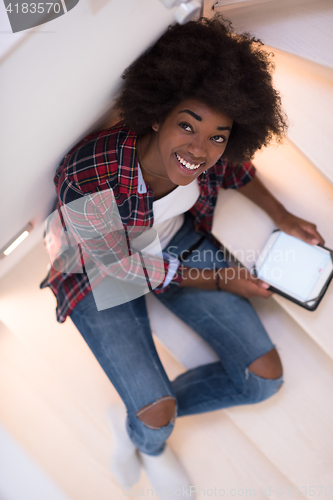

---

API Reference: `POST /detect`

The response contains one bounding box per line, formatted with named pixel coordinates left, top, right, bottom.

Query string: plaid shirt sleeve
left=221, top=160, right=256, bottom=189
left=56, top=185, right=183, bottom=295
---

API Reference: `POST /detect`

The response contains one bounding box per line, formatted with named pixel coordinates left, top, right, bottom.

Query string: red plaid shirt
left=40, top=123, right=255, bottom=323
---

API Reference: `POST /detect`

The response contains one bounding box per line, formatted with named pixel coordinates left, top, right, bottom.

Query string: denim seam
left=246, top=368, right=284, bottom=384
left=136, top=395, right=176, bottom=416
left=136, top=396, right=177, bottom=430
left=127, top=300, right=175, bottom=408
left=138, top=420, right=175, bottom=431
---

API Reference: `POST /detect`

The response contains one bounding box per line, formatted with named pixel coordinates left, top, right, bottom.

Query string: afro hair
left=115, top=15, right=288, bottom=163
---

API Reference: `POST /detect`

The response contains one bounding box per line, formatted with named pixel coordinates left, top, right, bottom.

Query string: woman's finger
left=300, top=224, right=325, bottom=245
left=246, top=279, right=274, bottom=298
left=243, top=271, right=273, bottom=295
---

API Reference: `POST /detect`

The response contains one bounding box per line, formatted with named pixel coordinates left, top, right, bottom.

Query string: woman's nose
left=187, top=136, right=206, bottom=159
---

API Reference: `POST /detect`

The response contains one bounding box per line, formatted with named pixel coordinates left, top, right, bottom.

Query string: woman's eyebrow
left=178, top=109, right=231, bottom=131
left=179, top=109, right=202, bottom=121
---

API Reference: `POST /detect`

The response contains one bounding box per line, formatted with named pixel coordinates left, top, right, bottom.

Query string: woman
left=41, top=16, right=324, bottom=499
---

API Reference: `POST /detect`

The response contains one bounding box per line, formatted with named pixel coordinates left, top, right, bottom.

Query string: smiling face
left=146, top=99, right=233, bottom=186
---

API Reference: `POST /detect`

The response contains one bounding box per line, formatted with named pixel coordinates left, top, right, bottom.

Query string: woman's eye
left=212, top=135, right=225, bottom=143
left=179, top=122, right=192, bottom=132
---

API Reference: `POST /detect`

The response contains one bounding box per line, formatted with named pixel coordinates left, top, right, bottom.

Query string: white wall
left=0, top=0, right=175, bottom=280
left=204, top=0, right=333, bottom=68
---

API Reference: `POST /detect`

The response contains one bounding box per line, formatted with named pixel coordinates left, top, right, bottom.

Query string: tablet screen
left=257, top=232, right=331, bottom=301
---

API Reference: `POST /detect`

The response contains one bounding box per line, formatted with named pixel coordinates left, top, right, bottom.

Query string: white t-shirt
left=134, top=164, right=200, bottom=253
left=131, top=165, right=200, bottom=287
left=153, top=182, right=200, bottom=250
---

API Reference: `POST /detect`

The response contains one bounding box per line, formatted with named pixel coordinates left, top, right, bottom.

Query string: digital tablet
left=252, top=230, right=333, bottom=311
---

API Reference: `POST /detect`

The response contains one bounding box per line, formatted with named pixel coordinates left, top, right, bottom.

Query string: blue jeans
left=70, top=213, right=283, bottom=456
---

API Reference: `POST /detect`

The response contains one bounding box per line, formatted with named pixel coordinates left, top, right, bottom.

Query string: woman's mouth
left=175, top=153, right=204, bottom=171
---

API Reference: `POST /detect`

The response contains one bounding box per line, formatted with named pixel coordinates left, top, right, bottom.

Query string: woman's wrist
left=179, top=266, right=226, bottom=290
left=215, top=269, right=222, bottom=291
left=270, top=205, right=290, bottom=227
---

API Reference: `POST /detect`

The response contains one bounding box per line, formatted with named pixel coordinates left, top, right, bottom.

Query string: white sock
left=139, top=445, right=195, bottom=499
left=106, top=403, right=141, bottom=488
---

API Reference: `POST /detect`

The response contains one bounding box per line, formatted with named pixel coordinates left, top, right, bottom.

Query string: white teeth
left=176, top=153, right=202, bottom=170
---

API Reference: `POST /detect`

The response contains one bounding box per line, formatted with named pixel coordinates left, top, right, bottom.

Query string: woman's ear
left=152, top=123, right=159, bottom=132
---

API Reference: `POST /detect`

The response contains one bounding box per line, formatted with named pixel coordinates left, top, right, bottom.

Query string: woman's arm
left=179, top=175, right=326, bottom=298
left=237, top=176, right=325, bottom=245
left=179, top=265, right=273, bottom=298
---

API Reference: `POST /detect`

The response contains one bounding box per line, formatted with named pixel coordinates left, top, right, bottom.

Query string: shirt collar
left=116, top=126, right=140, bottom=195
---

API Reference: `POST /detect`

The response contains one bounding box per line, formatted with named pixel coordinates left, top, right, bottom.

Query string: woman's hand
left=180, top=266, right=273, bottom=299
left=275, top=211, right=325, bottom=246
left=217, top=266, right=273, bottom=299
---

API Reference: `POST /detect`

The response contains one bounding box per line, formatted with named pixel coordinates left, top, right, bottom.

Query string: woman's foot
left=139, top=445, right=195, bottom=499
left=106, top=403, right=141, bottom=488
